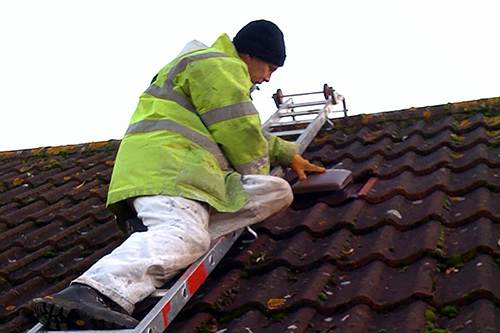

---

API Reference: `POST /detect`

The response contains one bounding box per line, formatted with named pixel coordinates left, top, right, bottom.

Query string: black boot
left=32, top=283, right=139, bottom=330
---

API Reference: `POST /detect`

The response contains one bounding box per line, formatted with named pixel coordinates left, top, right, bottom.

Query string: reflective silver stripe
left=145, top=51, right=231, bottom=113
left=262, top=131, right=273, bottom=151
left=145, top=81, right=197, bottom=113
left=262, top=131, right=272, bottom=142
left=167, top=52, right=229, bottom=80
left=234, top=155, right=270, bottom=175
left=126, top=119, right=230, bottom=170
left=200, top=102, right=258, bottom=127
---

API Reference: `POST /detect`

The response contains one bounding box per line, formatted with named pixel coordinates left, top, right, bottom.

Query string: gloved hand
left=291, top=154, right=326, bottom=180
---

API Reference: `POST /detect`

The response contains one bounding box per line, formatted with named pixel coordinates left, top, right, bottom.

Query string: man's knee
left=270, top=176, right=293, bottom=207
left=182, top=226, right=211, bottom=256
left=243, top=175, right=293, bottom=201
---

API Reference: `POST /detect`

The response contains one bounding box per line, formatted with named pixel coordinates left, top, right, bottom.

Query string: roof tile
left=2, top=99, right=500, bottom=331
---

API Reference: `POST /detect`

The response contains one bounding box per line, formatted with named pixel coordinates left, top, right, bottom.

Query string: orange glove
left=291, top=154, right=326, bottom=180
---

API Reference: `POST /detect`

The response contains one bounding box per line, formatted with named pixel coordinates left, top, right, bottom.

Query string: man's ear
left=239, top=53, right=252, bottom=65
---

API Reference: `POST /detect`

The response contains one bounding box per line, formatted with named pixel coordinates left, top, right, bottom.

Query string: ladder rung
left=278, top=110, right=320, bottom=118
left=270, top=119, right=312, bottom=128
left=287, top=100, right=331, bottom=108
left=273, top=129, right=305, bottom=137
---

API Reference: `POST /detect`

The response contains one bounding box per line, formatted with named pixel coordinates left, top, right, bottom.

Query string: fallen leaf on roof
left=267, top=298, right=286, bottom=310
left=75, top=182, right=86, bottom=189
left=12, top=178, right=23, bottom=186
left=423, top=110, right=432, bottom=118
left=446, top=267, right=459, bottom=275
left=5, top=305, right=15, bottom=311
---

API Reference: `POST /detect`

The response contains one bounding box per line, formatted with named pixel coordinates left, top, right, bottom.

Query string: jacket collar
left=211, top=33, right=240, bottom=59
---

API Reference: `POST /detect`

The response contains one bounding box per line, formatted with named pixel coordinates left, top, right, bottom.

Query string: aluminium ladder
left=29, top=84, right=347, bottom=333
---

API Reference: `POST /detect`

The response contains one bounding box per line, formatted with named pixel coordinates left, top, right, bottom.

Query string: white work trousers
left=73, top=175, right=293, bottom=314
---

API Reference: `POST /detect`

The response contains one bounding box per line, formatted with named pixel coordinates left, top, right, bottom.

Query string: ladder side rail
left=135, top=230, right=243, bottom=332
left=28, top=323, right=134, bottom=333
left=270, top=101, right=331, bottom=178
left=28, top=232, right=244, bottom=333
left=295, top=102, right=333, bottom=151
left=27, top=323, right=44, bottom=333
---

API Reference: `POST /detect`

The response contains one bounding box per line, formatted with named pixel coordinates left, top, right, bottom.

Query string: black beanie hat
left=233, top=20, right=286, bottom=67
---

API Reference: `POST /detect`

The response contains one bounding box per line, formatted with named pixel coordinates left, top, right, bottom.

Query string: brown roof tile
left=2, top=97, right=500, bottom=332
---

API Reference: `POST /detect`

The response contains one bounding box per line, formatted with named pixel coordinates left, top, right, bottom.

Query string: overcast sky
left=1, top=0, right=499, bottom=151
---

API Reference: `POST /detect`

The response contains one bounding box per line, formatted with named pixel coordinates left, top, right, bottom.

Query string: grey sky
left=1, top=0, right=499, bottom=151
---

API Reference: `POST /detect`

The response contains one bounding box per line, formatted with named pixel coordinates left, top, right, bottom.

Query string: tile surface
left=1, top=97, right=500, bottom=332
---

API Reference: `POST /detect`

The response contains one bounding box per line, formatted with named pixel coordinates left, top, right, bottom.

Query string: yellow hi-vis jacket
left=107, top=33, right=297, bottom=230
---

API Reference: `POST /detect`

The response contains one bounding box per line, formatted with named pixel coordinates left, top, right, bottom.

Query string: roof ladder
left=264, top=84, right=346, bottom=143
left=29, top=83, right=347, bottom=333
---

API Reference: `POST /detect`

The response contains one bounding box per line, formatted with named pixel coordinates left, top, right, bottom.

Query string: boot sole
left=33, top=297, right=139, bottom=330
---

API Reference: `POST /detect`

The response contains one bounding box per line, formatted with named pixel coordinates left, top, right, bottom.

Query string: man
left=33, top=20, right=324, bottom=329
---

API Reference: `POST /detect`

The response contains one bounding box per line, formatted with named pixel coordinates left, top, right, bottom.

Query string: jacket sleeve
left=263, top=131, right=297, bottom=167
left=184, top=56, right=296, bottom=174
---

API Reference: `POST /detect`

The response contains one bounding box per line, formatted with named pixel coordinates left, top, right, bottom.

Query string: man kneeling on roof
left=33, top=19, right=324, bottom=329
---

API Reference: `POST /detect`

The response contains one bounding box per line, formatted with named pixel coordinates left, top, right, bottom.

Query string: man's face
left=242, top=55, right=279, bottom=84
